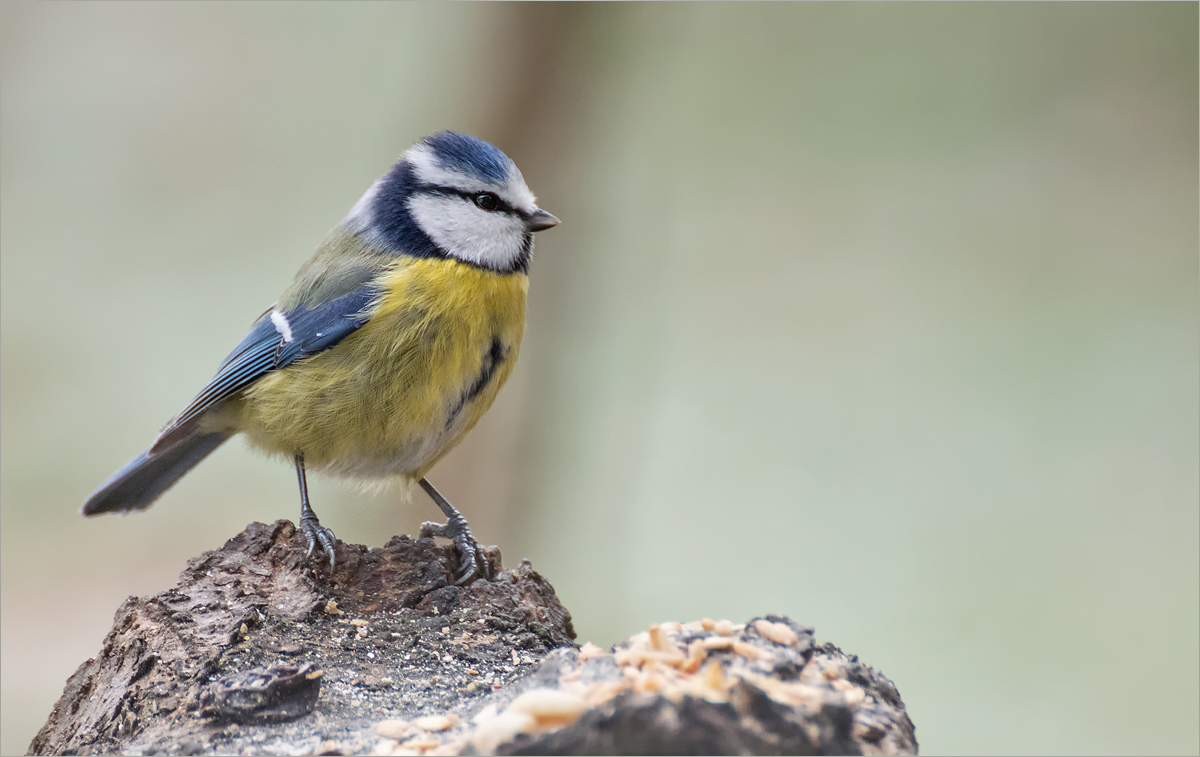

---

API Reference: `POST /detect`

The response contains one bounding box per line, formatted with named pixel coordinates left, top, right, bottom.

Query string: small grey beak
left=527, top=208, right=559, bottom=232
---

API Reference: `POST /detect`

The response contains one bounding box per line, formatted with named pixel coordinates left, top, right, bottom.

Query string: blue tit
left=82, top=131, right=558, bottom=584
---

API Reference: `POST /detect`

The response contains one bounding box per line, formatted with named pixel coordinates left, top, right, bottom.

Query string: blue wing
left=151, top=285, right=377, bottom=452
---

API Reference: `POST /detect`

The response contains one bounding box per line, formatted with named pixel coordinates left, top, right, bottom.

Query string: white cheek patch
left=269, top=309, right=294, bottom=343
left=407, top=194, right=528, bottom=270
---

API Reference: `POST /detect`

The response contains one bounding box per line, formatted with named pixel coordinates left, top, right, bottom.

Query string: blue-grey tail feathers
left=81, top=431, right=233, bottom=515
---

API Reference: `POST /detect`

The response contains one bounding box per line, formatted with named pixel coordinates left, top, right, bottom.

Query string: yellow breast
left=236, top=257, right=527, bottom=481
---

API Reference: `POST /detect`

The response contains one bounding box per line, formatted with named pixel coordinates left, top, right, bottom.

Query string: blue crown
left=423, top=131, right=513, bottom=184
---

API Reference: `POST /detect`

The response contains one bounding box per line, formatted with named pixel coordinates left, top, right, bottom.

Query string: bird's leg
left=417, top=477, right=491, bottom=585
left=295, top=453, right=337, bottom=570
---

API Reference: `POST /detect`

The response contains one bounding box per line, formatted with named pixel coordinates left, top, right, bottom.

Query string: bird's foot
left=419, top=515, right=493, bottom=585
left=298, top=513, right=337, bottom=571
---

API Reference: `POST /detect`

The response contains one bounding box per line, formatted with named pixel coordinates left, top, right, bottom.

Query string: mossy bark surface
left=29, top=521, right=916, bottom=756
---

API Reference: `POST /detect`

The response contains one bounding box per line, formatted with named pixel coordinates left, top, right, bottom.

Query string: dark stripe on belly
left=445, top=337, right=507, bottom=429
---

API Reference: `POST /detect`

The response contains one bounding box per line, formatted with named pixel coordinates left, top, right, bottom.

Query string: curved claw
left=293, top=455, right=335, bottom=571
left=299, top=516, right=337, bottom=571
left=419, top=520, right=492, bottom=585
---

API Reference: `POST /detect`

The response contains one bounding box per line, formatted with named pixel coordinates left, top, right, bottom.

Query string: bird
left=82, top=131, right=558, bottom=584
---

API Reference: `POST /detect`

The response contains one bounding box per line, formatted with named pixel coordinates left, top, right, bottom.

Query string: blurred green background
left=2, top=3, right=1196, bottom=755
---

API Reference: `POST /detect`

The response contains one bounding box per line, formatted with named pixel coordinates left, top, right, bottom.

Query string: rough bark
left=29, top=521, right=917, bottom=756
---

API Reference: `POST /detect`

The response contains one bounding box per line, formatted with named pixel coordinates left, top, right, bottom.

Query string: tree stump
left=29, top=521, right=917, bottom=755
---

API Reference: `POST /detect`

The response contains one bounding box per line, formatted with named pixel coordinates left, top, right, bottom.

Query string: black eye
left=473, top=192, right=499, bottom=211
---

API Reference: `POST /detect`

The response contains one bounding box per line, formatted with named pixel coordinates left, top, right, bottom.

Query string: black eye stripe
left=422, top=185, right=521, bottom=217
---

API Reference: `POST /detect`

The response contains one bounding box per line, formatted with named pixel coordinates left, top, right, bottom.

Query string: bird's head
left=345, top=131, right=558, bottom=273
